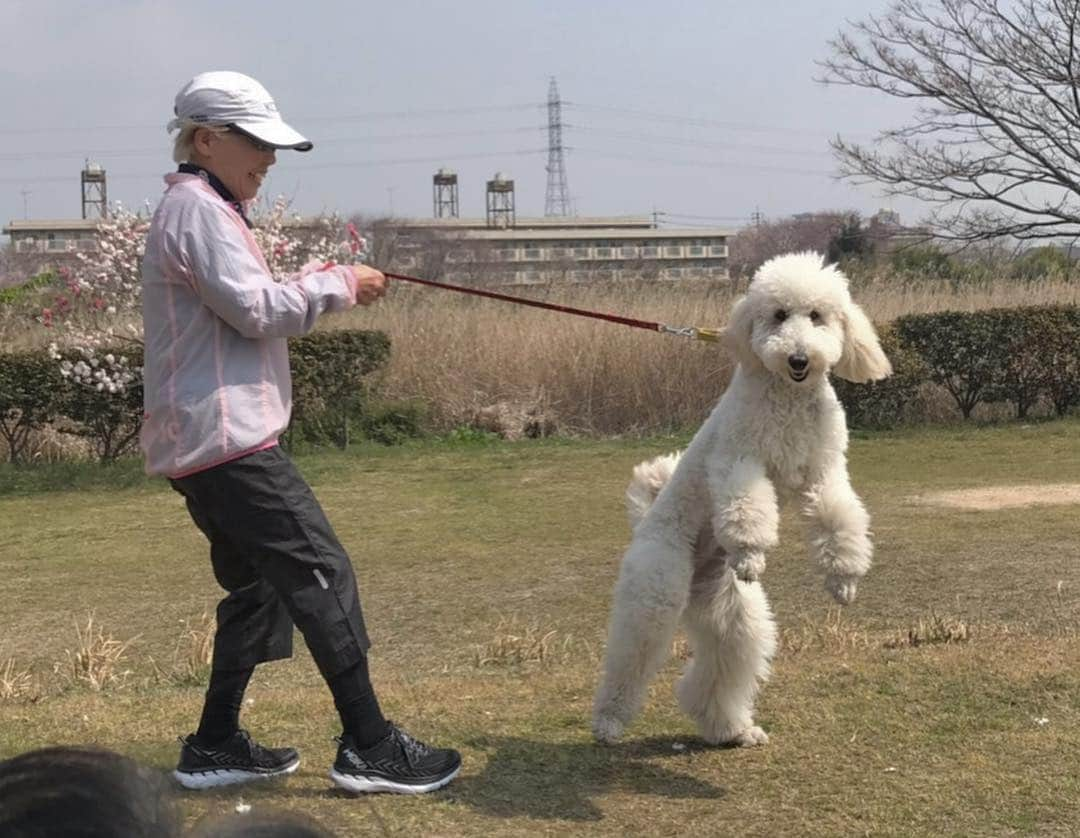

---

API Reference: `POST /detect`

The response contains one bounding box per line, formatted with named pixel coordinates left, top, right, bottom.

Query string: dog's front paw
left=825, top=573, right=859, bottom=604
left=728, top=550, right=766, bottom=582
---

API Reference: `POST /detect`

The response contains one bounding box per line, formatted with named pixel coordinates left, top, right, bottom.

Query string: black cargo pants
left=169, top=446, right=371, bottom=680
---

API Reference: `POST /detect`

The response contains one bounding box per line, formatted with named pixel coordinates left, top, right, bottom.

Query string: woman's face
left=191, top=128, right=276, bottom=202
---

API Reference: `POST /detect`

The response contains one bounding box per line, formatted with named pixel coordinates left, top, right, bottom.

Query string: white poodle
left=592, top=252, right=892, bottom=747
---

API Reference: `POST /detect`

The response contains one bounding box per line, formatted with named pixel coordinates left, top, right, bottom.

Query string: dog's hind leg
left=592, top=537, right=693, bottom=743
left=675, top=547, right=777, bottom=746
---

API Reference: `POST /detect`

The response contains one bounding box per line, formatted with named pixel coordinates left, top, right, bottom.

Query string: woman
left=141, top=71, right=460, bottom=795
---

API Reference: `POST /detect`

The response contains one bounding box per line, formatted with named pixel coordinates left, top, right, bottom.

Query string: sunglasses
left=226, top=126, right=276, bottom=153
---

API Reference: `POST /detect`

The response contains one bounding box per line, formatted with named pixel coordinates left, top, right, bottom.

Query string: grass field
left=1, top=420, right=1078, bottom=836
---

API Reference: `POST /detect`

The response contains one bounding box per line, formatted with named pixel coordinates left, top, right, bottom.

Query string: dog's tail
left=626, top=451, right=682, bottom=528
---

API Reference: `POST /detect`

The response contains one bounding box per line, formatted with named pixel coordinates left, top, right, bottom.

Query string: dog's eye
left=773, top=309, right=787, bottom=323
left=810, top=310, right=821, bottom=323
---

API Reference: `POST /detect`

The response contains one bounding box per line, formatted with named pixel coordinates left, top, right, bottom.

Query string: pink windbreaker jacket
left=140, top=173, right=358, bottom=478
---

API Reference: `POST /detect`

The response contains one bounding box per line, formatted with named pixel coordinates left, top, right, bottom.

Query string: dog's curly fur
left=592, top=252, right=892, bottom=747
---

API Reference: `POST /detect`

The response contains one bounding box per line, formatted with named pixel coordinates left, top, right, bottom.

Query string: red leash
left=338, top=224, right=722, bottom=343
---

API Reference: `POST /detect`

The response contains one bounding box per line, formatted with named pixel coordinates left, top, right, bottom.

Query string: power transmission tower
left=544, top=78, right=571, bottom=217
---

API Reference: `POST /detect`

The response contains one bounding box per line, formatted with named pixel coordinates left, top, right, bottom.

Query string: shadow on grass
left=170, top=736, right=729, bottom=823
left=447, top=734, right=726, bottom=822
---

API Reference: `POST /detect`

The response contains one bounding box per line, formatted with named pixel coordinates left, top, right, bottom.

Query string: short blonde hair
left=171, top=122, right=229, bottom=164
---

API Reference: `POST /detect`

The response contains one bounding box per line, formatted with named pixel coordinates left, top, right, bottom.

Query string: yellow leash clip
left=658, top=324, right=724, bottom=343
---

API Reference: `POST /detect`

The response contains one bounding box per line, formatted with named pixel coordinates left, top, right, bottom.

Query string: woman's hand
left=350, top=265, right=388, bottom=306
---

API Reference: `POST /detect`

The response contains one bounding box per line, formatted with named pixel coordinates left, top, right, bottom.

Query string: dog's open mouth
left=788, top=369, right=808, bottom=382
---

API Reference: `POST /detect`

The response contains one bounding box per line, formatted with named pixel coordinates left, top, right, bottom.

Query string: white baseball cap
left=167, top=71, right=313, bottom=151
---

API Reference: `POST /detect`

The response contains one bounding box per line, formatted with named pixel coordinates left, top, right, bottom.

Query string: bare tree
left=729, top=211, right=860, bottom=277
left=822, top=0, right=1080, bottom=242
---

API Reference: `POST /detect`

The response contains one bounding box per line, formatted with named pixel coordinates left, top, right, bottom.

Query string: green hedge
left=0, top=351, right=59, bottom=463
left=894, top=305, right=1080, bottom=420
left=288, top=329, right=392, bottom=448
left=833, top=325, right=929, bottom=429
left=0, top=329, right=393, bottom=464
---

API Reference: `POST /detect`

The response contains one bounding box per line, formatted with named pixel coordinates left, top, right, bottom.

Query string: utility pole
left=20, top=190, right=31, bottom=219
left=750, top=207, right=765, bottom=227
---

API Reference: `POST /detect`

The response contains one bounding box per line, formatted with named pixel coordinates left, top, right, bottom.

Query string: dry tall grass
left=470, top=616, right=575, bottom=668
left=56, top=614, right=138, bottom=692
left=0, top=656, right=36, bottom=702
left=149, top=611, right=215, bottom=686
left=336, top=274, right=1080, bottom=434
left=6, top=271, right=1077, bottom=437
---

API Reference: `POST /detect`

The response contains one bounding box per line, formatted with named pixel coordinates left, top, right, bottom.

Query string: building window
left=642, top=246, right=659, bottom=258
left=523, top=248, right=542, bottom=260
left=663, top=246, right=682, bottom=257
left=572, top=247, right=591, bottom=258
left=709, top=245, right=728, bottom=256
left=688, top=246, right=705, bottom=256
left=595, top=247, right=613, bottom=258
left=619, top=246, right=637, bottom=258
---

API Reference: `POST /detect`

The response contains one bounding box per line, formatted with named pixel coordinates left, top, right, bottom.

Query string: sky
left=0, top=0, right=924, bottom=234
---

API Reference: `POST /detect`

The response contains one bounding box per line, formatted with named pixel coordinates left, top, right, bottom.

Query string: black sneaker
left=330, top=723, right=461, bottom=794
left=174, top=729, right=300, bottom=790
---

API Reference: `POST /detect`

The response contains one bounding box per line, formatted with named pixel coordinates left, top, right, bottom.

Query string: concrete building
left=386, top=215, right=731, bottom=284
left=3, top=219, right=100, bottom=257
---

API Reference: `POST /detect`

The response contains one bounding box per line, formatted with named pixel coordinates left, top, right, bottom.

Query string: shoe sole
left=329, top=764, right=460, bottom=795
left=175, top=757, right=301, bottom=790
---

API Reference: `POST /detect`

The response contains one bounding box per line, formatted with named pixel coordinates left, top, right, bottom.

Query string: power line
left=572, top=127, right=833, bottom=158
left=657, top=219, right=745, bottom=228
left=0, top=103, right=543, bottom=137
left=0, top=148, right=550, bottom=186
left=570, top=146, right=834, bottom=178
left=4, top=119, right=832, bottom=167
left=283, top=148, right=547, bottom=172
left=0, top=126, right=545, bottom=163
left=659, top=211, right=749, bottom=221
left=567, top=101, right=877, bottom=141
left=567, top=103, right=809, bottom=136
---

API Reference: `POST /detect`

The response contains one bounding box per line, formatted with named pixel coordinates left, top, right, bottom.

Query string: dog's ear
left=723, top=294, right=759, bottom=368
left=833, top=301, right=892, bottom=383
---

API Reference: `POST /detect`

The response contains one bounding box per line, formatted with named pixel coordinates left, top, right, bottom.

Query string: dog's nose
left=788, top=354, right=809, bottom=372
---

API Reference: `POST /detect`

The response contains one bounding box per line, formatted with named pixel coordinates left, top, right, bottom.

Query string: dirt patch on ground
left=911, top=483, right=1080, bottom=511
